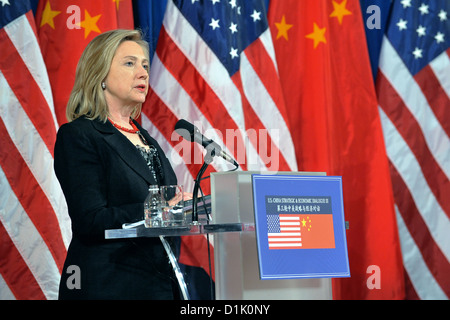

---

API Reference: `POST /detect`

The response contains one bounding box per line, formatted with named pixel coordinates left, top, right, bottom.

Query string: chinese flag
left=268, top=0, right=405, bottom=299
left=35, top=0, right=133, bottom=126
left=299, top=214, right=335, bottom=249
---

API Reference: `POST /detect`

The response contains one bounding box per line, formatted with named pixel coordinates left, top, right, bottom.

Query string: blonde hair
left=66, top=29, right=150, bottom=122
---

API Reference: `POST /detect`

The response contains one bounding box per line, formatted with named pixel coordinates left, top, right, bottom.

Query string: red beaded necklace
left=108, top=117, right=148, bottom=145
left=108, top=117, right=139, bottom=133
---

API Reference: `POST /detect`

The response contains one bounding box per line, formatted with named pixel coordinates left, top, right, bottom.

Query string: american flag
left=141, top=0, right=298, bottom=280
left=267, top=214, right=302, bottom=249
left=142, top=0, right=297, bottom=194
left=376, top=0, right=450, bottom=299
left=0, top=1, right=71, bottom=299
left=141, top=0, right=297, bottom=286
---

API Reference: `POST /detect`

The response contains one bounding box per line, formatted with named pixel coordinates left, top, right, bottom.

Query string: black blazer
left=54, top=117, right=178, bottom=299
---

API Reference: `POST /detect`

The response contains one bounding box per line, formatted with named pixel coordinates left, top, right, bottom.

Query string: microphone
left=175, top=119, right=239, bottom=168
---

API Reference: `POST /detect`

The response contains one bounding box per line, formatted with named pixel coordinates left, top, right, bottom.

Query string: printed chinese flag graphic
left=267, top=213, right=335, bottom=250
left=299, top=214, right=335, bottom=249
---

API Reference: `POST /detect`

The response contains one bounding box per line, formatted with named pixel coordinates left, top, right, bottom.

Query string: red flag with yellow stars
left=35, top=0, right=133, bottom=126
left=268, top=0, right=405, bottom=299
left=299, top=214, right=335, bottom=249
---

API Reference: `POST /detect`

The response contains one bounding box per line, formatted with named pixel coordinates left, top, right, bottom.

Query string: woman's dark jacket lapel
left=90, top=118, right=176, bottom=187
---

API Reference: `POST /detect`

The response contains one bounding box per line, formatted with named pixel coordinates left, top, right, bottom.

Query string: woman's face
left=104, top=41, right=149, bottom=110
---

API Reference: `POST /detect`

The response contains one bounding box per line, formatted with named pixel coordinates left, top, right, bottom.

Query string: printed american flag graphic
left=267, top=214, right=302, bottom=249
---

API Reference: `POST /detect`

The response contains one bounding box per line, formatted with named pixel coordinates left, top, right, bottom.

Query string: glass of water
left=160, top=185, right=185, bottom=227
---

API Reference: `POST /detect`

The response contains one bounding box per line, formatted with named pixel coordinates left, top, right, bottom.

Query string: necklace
left=108, top=117, right=148, bottom=146
left=108, top=117, right=138, bottom=133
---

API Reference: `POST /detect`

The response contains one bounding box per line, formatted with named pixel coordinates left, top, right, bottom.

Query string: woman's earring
left=101, top=82, right=106, bottom=90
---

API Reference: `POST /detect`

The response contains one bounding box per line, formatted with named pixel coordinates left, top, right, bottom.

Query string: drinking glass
left=160, top=185, right=185, bottom=227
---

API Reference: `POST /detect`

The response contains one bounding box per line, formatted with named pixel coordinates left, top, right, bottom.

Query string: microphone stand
left=191, top=149, right=214, bottom=224
left=191, top=150, right=215, bottom=300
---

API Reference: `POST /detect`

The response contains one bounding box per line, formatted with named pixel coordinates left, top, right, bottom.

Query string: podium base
left=105, top=222, right=255, bottom=301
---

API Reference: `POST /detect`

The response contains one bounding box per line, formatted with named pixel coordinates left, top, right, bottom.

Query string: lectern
left=105, top=171, right=349, bottom=300
left=212, top=171, right=349, bottom=300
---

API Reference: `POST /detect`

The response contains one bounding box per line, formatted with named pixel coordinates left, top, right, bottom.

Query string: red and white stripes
left=0, top=10, right=70, bottom=300
left=377, top=37, right=450, bottom=299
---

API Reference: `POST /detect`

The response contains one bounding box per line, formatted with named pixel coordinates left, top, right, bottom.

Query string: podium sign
left=252, top=174, right=350, bottom=280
